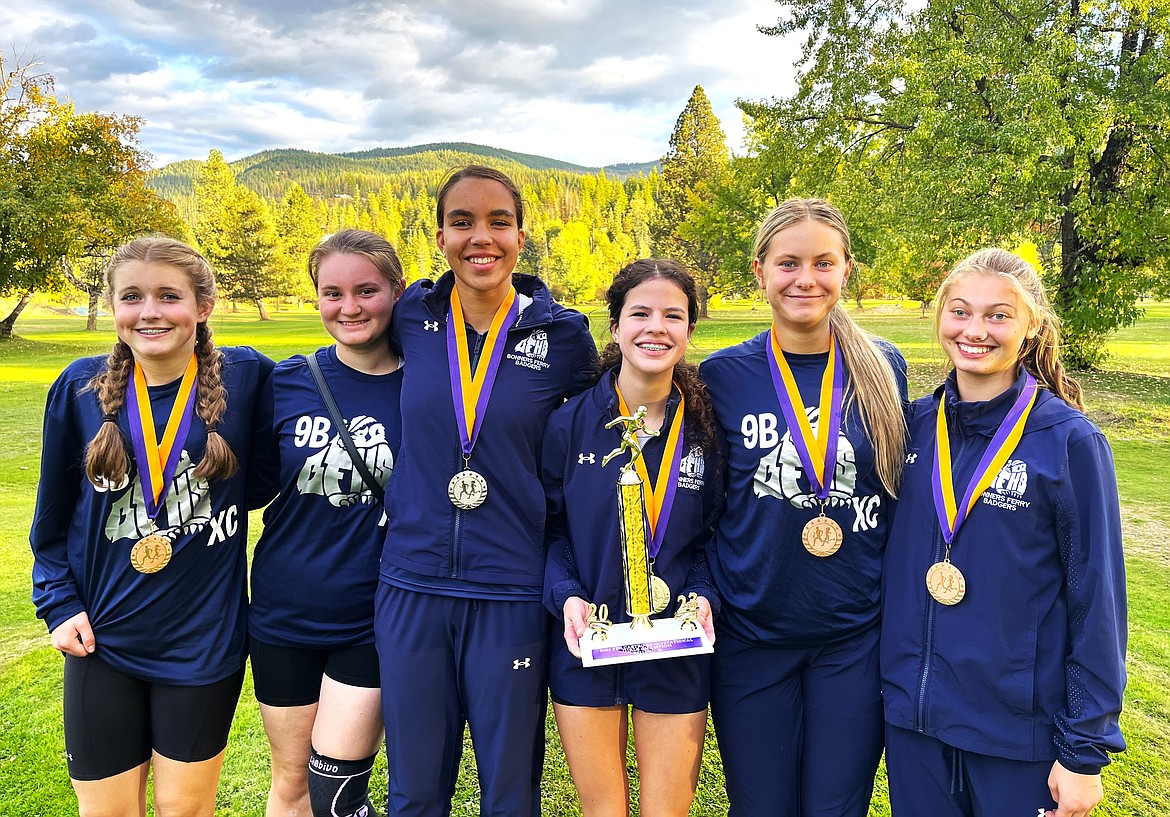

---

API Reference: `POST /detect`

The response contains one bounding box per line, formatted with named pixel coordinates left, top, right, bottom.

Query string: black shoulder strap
left=305, top=352, right=385, bottom=504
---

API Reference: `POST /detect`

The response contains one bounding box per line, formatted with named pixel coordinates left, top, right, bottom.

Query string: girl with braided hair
left=30, top=236, right=274, bottom=817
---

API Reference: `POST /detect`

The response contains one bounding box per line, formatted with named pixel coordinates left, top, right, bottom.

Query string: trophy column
left=617, top=468, right=653, bottom=630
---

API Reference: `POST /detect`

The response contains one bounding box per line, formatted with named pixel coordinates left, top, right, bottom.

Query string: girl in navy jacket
left=881, top=248, right=1126, bottom=817
left=542, top=259, right=721, bottom=816
left=699, top=199, right=908, bottom=817
left=30, top=236, right=272, bottom=817
left=249, top=230, right=405, bottom=817
left=374, top=165, right=598, bottom=817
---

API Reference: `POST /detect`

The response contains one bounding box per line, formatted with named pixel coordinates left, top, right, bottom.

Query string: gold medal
left=448, top=469, right=488, bottom=509
left=130, top=533, right=172, bottom=574
left=802, top=514, right=842, bottom=557
left=650, top=574, right=671, bottom=614
left=926, top=561, right=966, bottom=605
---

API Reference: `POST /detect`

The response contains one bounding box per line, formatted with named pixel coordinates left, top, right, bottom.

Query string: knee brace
left=308, top=749, right=379, bottom=817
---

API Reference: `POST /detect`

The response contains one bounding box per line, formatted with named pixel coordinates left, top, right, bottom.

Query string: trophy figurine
left=579, top=406, right=715, bottom=667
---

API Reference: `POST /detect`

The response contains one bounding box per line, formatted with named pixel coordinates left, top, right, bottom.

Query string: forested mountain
left=160, top=143, right=664, bottom=306
left=149, top=142, right=658, bottom=203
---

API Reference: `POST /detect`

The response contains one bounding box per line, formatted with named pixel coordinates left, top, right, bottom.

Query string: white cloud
left=2, top=0, right=798, bottom=167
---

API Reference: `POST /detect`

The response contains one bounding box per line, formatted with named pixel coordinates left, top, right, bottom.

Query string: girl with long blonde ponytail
left=699, top=198, right=908, bottom=817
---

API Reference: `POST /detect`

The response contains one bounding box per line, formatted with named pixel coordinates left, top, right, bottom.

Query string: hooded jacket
left=881, top=370, right=1127, bottom=774
left=380, top=271, right=598, bottom=598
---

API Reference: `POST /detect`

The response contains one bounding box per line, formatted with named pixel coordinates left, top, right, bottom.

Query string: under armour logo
left=578, top=453, right=595, bottom=464
left=424, top=320, right=439, bottom=331
left=513, top=657, right=531, bottom=670
left=905, top=453, right=918, bottom=464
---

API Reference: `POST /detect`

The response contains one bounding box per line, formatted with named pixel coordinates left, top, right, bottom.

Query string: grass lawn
left=1, top=297, right=1167, bottom=816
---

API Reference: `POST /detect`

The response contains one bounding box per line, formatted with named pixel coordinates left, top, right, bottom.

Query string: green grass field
left=1, top=298, right=1167, bottom=816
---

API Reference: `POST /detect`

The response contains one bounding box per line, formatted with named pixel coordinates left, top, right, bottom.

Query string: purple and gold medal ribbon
left=125, top=354, right=199, bottom=520
left=615, top=383, right=685, bottom=559
left=932, top=371, right=1038, bottom=545
left=447, top=285, right=520, bottom=457
left=765, top=327, right=844, bottom=500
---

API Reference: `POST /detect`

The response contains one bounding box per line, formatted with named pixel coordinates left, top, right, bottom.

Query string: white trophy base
left=580, top=617, right=714, bottom=667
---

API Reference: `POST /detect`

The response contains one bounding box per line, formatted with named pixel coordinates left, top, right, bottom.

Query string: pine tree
left=654, top=86, right=729, bottom=317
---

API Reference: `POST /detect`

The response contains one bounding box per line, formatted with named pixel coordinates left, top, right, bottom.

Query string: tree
left=194, top=151, right=279, bottom=318
left=746, top=0, right=1170, bottom=367
left=273, top=184, right=323, bottom=305
left=654, top=86, right=730, bottom=318
left=0, top=57, right=176, bottom=336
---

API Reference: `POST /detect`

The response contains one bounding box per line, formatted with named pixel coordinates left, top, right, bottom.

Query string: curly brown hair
left=596, top=258, right=720, bottom=459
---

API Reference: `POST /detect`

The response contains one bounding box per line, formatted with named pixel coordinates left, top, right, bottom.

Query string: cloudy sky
left=2, top=0, right=800, bottom=169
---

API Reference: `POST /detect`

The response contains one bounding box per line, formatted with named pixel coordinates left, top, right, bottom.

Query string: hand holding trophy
left=580, top=406, right=715, bottom=667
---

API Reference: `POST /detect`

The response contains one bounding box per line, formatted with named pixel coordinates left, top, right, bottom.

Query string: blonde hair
left=308, top=228, right=405, bottom=291
left=754, top=199, right=906, bottom=495
left=85, top=236, right=238, bottom=486
left=935, top=248, right=1083, bottom=410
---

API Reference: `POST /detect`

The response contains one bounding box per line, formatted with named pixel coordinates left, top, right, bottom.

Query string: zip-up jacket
left=881, top=371, right=1127, bottom=774
left=380, top=271, right=598, bottom=597
left=699, top=331, right=907, bottom=646
left=542, top=370, right=723, bottom=621
left=249, top=346, right=403, bottom=647
left=30, top=347, right=273, bottom=685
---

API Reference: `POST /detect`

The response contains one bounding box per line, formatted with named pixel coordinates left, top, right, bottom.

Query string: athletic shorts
left=249, top=637, right=380, bottom=707
left=63, top=653, right=244, bottom=781
left=548, top=632, right=710, bottom=714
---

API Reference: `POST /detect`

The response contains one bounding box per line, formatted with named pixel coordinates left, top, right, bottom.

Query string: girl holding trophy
left=699, top=200, right=907, bottom=817
left=543, top=259, right=721, bottom=816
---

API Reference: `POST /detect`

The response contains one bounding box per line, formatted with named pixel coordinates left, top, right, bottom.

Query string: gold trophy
left=580, top=406, right=715, bottom=667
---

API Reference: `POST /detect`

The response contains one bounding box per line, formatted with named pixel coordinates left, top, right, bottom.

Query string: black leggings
left=63, top=653, right=244, bottom=780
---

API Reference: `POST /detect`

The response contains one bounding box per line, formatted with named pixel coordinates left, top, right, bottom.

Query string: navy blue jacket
left=699, top=331, right=908, bottom=647
left=250, top=346, right=403, bottom=647
left=542, top=371, right=722, bottom=621
left=381, top=271, right=598, bottom=597
left=881, top=371, right=1127, bottom=774
left=31, top=347, right=273, bottom=685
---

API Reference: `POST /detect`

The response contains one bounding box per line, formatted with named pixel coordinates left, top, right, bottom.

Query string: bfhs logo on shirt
left=677, top=445, right=705, bottom=491
left=982, top=458, right=1031, bottom=511
left=507, top=330, right=550, bottom=371
left=297, top=415, right=394, bottom=507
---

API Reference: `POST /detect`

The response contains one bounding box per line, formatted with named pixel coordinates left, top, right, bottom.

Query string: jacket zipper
left=915, top=399, right=970, bottom=733
left=450, top=328, right=489, bottom=579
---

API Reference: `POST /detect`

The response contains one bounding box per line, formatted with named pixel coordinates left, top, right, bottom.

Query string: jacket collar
left=419, top=270, right=554, bottom=329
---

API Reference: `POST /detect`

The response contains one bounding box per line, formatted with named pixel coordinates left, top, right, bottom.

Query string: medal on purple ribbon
left=124, top=354, right=199, bottom=573
left=929, top=372, right=1038, bottom=604
left=446, top=285, right=520, bottom=509
left=766, top=328, right=845, bottom=557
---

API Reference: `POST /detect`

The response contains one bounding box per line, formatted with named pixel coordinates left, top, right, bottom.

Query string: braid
left=84, top=342, right=134, bottom=486
left=191, top=322, right=238, bottom=480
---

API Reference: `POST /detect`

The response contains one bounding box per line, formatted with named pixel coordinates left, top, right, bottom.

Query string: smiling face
left=316, top=252, right=400, bottom=355
left=112, top=260, right=212, bottom=381
left=436, top=176, right=525, bottom=307
left=938, top=271, right=1039, bottom=401
left=611, top=277, right=694, bottom=380
left=754, top=219, right=852, bottom=349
